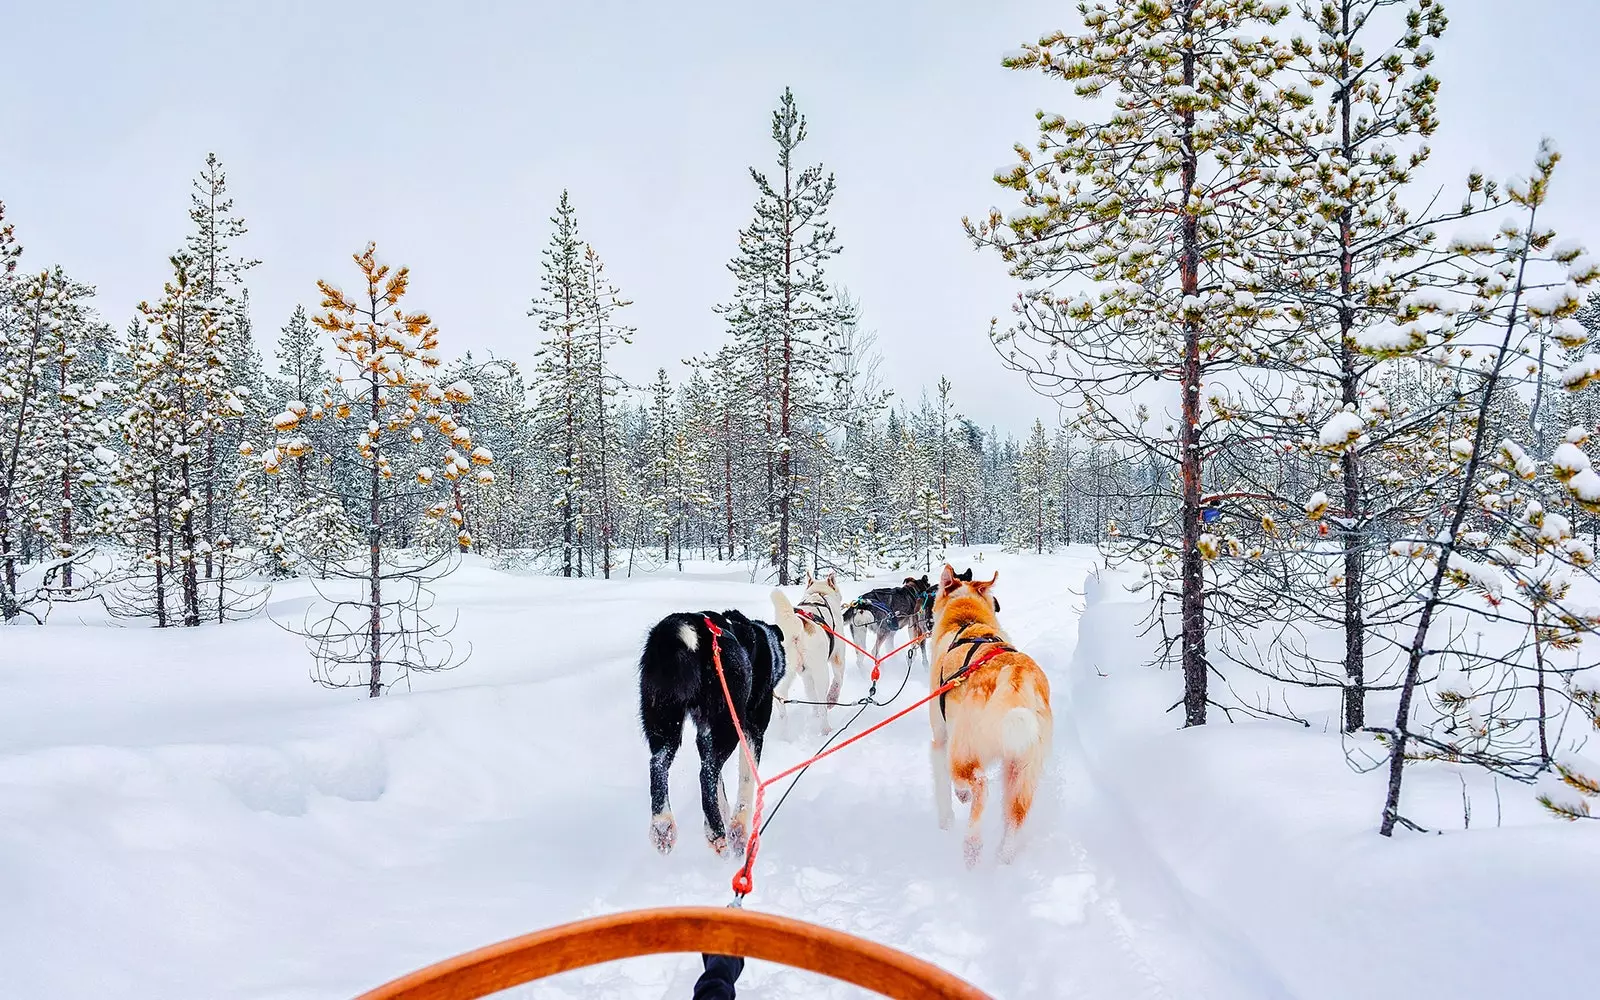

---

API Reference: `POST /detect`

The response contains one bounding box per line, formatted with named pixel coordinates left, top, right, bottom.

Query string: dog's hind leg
left=998, top=758, right=1039, bottom=865
left=952, top=755, right=986, bottom=869
left=729, top=735, right=756, bottom=857
left=848, top=617, right=870, bottom=676
left=772, top=664, right=797, bottom=737
left=928, top=702, right=955, bottom=831
left=826, top=646, right=846, bottom=707
left=696, top=726, right=732, bottom=856
left=644, top=710, right=684, bottom=855
left=799, top=657, right=831, bottom=734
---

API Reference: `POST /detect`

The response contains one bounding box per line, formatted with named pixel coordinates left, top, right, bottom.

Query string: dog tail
left=770, top=588, right=799, bottom=635
left=1001, top=706, right=1046, bottom=763
left=640, top=616, right=704, bottom=710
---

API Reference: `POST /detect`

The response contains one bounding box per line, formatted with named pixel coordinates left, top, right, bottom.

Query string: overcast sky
left=2, top=0, right=1594, bottom=435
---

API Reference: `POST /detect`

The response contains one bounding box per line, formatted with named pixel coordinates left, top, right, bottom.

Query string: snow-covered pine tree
left=267, top=305, right=334, bottom=496
left=1371, top=142, right=1600, bottom=834
left=1013, top=418, right=1055, bottom=554
left=722, top=88, right=845, bottom=584
left=307, top=242, right=493, bottom=696
left=22, top=268, right=115, bottom=593
left=183, top=153, right=260, bottom=581
left=824, top=292, right=892, bottom=572
left=528, top=191, right=597, bottom=577
left=688, top=342, right=757, bottom=561
left=643, top=368, right=676, bottom=562
left=1237, top=0, right=1466, bottom=731
left=1052, top=425, right=1076, bottom=545
left=0, top=265, right=100, bottom=616
left=110, top=315, right=181, bottom=626
left=0, top=261, right=50, bottom=617
left=137, top=256, right=235, bottom=626
left=969, top=0, right=1295, bottom=725
left=582, top=242, right=632, bottom=577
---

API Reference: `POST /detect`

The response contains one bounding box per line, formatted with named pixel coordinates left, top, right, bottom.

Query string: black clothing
left=693, top=953, right=745, bottom=999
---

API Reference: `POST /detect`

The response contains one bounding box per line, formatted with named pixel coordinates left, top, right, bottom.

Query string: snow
left=1353, top=321, right=1422, bottom=353
left=1318, top=409, right=1364, bottom=449
left=1558, top=355, right=1600, bottom=390
left=1, top=548, right=1596, bottom=999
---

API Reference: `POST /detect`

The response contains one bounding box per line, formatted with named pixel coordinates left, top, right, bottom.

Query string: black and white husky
left=638, top=608, right=785, bottom=858
left=841, top=574, right=937, bottom=674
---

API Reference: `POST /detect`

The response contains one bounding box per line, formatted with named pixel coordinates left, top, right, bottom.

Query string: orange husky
left=927, top=564, right=1052, bottom=867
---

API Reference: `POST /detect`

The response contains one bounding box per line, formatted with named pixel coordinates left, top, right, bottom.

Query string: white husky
left=770, top=572, right=847, bottom=735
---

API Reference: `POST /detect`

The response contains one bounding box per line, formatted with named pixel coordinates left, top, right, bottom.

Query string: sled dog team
left=638, top=564, right=1052, bottom=869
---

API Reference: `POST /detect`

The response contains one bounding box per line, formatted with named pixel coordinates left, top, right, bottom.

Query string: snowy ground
left=1, top=547, right=1594, bottom=999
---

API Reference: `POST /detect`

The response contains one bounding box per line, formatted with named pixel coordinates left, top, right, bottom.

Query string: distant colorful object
left=1201, top=506, right=1222, bottom=524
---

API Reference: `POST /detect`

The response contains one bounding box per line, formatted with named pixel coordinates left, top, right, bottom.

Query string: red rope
left=703, top=612, right=1006, bottom=900
left=793, top=605, right=924, bottom=686
left=703, top=616, right=766, bottom=897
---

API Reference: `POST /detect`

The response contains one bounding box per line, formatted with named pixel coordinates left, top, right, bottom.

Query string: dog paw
left=937, top=810, right=953, bottom=831
left=650, top=817, right=677, bottom=855
left=963, top=835, right=983, bottom=869
left=825, top=681, right=842, bottom=706
left=954, top=785, right=972, bottom=804
left=997, top=834, right=1018, bottom=866
left=728, top=822, right=748, bottom=858
left=708, top=834, right=730, bottom=857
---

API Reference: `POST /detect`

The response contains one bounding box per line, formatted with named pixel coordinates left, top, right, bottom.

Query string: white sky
left=2, top=0, right=1595, bottom=436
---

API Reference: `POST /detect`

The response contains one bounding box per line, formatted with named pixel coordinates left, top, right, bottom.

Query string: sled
left=354, top=904, right=991, bottom=999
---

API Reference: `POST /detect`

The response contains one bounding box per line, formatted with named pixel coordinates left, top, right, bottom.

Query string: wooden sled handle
left=354, top=904, right=992, bottom=1000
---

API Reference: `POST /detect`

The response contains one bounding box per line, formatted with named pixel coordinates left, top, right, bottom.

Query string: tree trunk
left=367, top=338, right=384, bottom=699
left=0, top=292, right=46, bottom=613
left=58, top=340, right=75, bottom=589
left=1177, top=24, right=1208, bottom=728
left=1336, top=0, right=1365, bottom=733
left=777, top=158, right=794, bottom=586
left=174, top=296, right=201, bottom=627
left=1380, top=204, right=1538, bottom=835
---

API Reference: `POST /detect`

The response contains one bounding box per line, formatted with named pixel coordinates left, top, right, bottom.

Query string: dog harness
left=796, top=597, right=837, bottom=658
left=938, top=625, right=1016, bottom=719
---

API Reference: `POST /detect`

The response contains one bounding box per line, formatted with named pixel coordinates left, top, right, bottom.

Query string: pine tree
left=582, top=243, right=632, bottom=578
left=308, top=242, right=493, bottom=696
left=1, top=263, right=53, bottom=616
left=1249, top=0, right=1457, bottom=731
left=111, top=316, right=180, bottom=626
left=24, top=268, right=115, bottom=591
left=137, top=256, right=231, bottom=626
left=723, top=88, right=844, bottom=584
left=528, top=192, right=594, bottom=577
left=1372, top=142, right=1599, bottom=834
left=1015, top=419, right=1054, bottom=554
left=183, top=153, right=260, bottom=581
left=969, top=0, right=1294, bottom=726
left=268, top=305, right=334, bottom=495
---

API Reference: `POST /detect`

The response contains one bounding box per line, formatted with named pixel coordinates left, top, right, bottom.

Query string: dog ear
left=938, top=563, right=958, bottom=593
left=974, top=571, right=999, bottom=595
left=826, top=572, right=837, bottom=588
left=803, top=571, right=814, bottom=587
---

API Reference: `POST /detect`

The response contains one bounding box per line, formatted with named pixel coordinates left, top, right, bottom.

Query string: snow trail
left=0, top=551, right=1296, bottom=997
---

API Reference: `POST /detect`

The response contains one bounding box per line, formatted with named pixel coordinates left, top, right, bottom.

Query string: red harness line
left=792, top=605, right=923, bottom=686
left=703, top=614, right=1011, bottom=899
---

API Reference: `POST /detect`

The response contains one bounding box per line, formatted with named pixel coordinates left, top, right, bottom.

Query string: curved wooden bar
left=354, top=905, right=992, bottom=1000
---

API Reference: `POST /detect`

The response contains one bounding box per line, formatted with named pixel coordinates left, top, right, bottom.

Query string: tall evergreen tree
left=183, top=153, right=260, bottom=580
left=722, top=88, right=844, bottom=584
left=969, top=0, right=1294, bottom=726
left=528, top=192, right=593, bottom=577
